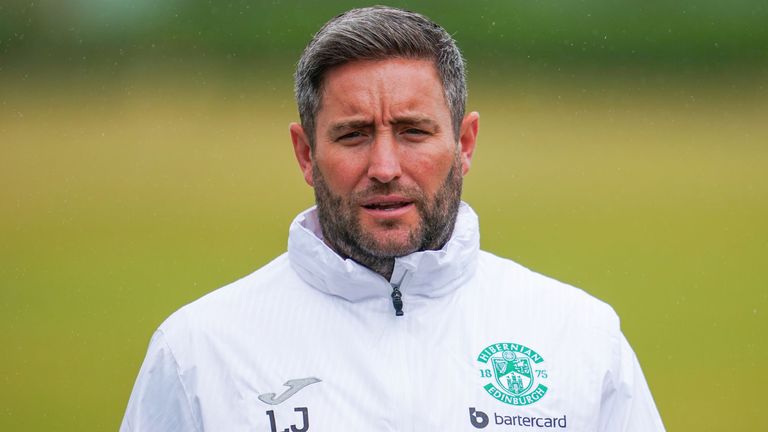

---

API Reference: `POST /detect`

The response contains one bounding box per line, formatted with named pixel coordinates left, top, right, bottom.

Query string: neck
left=353, top=256, right=395, bottom=281
left=323, top=236, right=396, bottom=280
left=319, top=210, right=458, bottom=282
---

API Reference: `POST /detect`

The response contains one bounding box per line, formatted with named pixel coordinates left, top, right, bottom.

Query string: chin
left=365, top=229, right=419, bottom=257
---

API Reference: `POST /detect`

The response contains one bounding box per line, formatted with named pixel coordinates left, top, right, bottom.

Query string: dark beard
left=312, top=156, right=463, bottom=280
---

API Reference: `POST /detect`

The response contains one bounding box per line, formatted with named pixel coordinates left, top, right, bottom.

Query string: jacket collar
left=287, top=202, right=480, bottom=302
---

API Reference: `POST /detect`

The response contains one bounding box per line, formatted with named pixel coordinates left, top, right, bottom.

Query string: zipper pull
left=391, top=285, right=404, bottom=316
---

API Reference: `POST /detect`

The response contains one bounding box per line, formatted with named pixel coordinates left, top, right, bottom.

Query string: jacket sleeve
left=598, top=332, right=665, bottom=432
left=120, top=330, right=201, bottom=432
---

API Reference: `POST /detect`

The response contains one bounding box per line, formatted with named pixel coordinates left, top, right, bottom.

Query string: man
left=122, top=6, right=665, bottom=431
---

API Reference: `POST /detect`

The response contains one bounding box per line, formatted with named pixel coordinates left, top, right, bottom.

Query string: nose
left=367, top=132, right=402, bottom=183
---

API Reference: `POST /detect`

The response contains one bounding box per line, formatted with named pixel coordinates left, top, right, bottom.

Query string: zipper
left=391, top=284, right=404, bottom=316
left=390, top=270, right=408, bottom=316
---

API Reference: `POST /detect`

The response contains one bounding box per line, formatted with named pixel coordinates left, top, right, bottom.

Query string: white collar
left=287, top=202, right=480, bottom=303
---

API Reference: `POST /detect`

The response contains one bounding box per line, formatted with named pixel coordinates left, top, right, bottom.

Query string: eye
left=404, top=128, right=428, bottom=135
left=401, top=127, right=432, bottom=142
left=336, top=131, right=365, bottom=142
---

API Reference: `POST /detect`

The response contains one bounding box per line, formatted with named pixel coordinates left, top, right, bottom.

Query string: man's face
left=291, top=58, right=478, bottom=266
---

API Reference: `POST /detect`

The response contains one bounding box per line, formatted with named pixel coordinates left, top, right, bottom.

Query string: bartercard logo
left=477, top=342, right=549, bottom=406
left=469, top=408, right=567, bottom=429
left=469, top=407, right=489, bottom=428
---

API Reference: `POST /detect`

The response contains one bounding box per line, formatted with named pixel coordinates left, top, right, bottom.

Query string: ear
left=458, top=111, right=479, bottom=176
left=290, top=122, right=314, bottom=187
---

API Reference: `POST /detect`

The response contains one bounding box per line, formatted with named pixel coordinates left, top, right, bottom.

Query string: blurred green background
left=1, top=1, right=766, bottom=430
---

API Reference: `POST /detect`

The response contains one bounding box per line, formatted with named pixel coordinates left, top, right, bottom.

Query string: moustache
left=351, top=182, right=425, bottom=205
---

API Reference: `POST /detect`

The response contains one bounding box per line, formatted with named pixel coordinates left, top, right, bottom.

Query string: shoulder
left=476, top=250, right=620, bottom=331
left=157, top=253, right=298, bottom=344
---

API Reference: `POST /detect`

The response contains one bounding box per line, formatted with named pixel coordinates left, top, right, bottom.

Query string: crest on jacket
left=477, top=342, right=549, bottom=406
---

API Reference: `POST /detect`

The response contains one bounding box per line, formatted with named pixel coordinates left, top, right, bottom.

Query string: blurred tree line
left=1, top=0, right=766, bottom=73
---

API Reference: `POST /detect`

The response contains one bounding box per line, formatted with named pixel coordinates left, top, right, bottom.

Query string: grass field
left=1, top=67, right=766, bottom=430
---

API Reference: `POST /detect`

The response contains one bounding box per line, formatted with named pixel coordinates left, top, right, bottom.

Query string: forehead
left=317, top=58, right=448, bottom=119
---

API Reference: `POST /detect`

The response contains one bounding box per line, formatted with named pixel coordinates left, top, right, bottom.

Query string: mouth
left=362, top=201, right=412, bottom=211
left=360, top=196, right=415, bottom=215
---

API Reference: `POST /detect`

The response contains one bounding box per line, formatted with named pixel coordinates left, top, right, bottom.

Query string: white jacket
left=121, top=203, right=664, bottom=431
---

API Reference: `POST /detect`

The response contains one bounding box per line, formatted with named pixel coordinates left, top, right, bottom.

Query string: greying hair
left=294, top=6, right=467, bottom=148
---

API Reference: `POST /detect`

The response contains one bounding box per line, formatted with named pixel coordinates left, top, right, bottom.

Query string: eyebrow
left=392, top=115, right=439, bottom=131
left=328, top=119, right=372, bottom=136
left=327, top=116, right=440, bottom=137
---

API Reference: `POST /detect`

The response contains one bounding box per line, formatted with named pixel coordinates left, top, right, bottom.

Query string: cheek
left=316, top=151, right=367, bottom=193
left=406, top=149, right=456, bottom=191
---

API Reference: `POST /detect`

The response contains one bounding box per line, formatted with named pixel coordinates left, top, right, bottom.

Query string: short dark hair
left=294, top=6, right=467, bottom=148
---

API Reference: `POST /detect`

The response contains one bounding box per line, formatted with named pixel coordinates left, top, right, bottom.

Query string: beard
left=312, top=155, right=463, bottom=278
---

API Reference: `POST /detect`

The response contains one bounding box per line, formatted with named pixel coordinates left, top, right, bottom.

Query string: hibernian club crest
left=477, top=342, right=549, bottom=406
